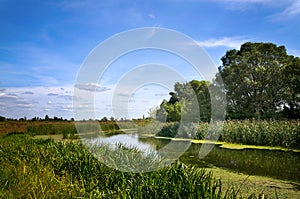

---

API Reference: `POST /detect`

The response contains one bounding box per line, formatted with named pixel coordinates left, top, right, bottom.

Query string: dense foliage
left=156, top=80, right=212, bottom=122
left=155, top=42, right=300, bottom=121
left=216, top=42, right=300, bottom=120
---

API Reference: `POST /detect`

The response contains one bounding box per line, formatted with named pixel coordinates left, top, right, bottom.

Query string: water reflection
left=90, top=133, right=156, bottom=155
left=90, top=132, right=300, bottom=182
left=139, top=137, right=300, bottom=183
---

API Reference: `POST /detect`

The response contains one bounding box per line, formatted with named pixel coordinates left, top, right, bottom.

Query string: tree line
left=155, top=42, right=300, bottom=121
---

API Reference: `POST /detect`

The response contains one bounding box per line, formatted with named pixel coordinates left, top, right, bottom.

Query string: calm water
left=93, top=133, right=300, bottom=183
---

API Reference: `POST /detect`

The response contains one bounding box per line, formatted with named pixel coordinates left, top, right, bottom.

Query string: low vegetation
left=0, top=134, right=266, bottom=198
left=138, top=120, right=300, bottom=149
left=0, top=120, right=139, bottom=139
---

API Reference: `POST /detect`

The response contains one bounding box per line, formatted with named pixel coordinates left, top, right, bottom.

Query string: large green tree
left=282, top=56, right=300, bottom=118
left=217, top=42, right=298, bottom=119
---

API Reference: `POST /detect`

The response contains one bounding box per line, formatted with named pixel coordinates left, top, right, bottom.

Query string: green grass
left=207, top=167, right=300, bottom=199
left=0, top=134, right=269, bottom=198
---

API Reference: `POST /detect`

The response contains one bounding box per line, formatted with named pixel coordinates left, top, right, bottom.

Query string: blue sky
left=0, top=0, right=300, bottom=119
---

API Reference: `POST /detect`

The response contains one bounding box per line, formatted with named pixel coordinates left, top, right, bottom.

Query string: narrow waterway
left=91, top=132, right=300, bottom=183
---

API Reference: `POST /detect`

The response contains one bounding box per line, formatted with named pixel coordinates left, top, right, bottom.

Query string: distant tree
left=45, top=115, right=50, bottom=121
left=18, top=117, right=26, bottom=121
left=100, top=117, right=108, bottom=122
left=0, top=116, right=5, bottom=122
left=110, top=116, right=116, bottom=122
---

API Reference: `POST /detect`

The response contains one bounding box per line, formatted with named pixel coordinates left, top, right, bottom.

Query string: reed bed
left=138, top=120, right=300, bottom=149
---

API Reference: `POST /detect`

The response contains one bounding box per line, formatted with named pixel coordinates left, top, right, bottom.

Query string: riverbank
left=208, top=167, right=300, bottom=198
left=140, top=134, right=300, bottom=153
left=138, top=120, right=300, bottom=150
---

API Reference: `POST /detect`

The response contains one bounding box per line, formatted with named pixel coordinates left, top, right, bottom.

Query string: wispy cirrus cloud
left=212, top=0, right=300, bottom=17
left=282, top=0, right=300, bottom=16
left=209, top=0, right=272, bottom=10
left=272, top=0, right=300, bottom=18
left=196, top=36, right=249, bottom=49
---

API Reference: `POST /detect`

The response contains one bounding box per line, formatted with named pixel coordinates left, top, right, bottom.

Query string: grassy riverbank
left=138, top=120, right=300, bottom=149
left=0, top=133, right=286, bottom=198
left=207, top=167, right=300, bottom=199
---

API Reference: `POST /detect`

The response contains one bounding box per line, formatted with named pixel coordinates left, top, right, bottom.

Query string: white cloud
left=209, top=0, right=272, bottom=10
left=0, top=93, right=19, bottom=100
left=211, top=0, right=300, bottom=18
left=196, top=37, right=248, bottom=49
left=279, top=0, right=300, bottom=16
left=0, top=85, right=75, bottom=119
left=148, top=14, right=156, bottom=19
left=22, top=91, right=34, bottom=95
left=75, top=83, right=111, bottom=92
left=155, top=93, right=168, bottom=97
left=116, top=92, right=131, bottom=97
left=57, top=94, right=73, bottom=101
left=16, top=103, right=33, bottom=108
left=0, top=83, right=170, bottom=119
left=48, top=93, right=59, bottom=96
left=287, top=49, right=300, bottom=57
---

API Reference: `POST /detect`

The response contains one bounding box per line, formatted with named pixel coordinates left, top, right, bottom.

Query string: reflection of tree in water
left=181, top=143, right=300, bottom=183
